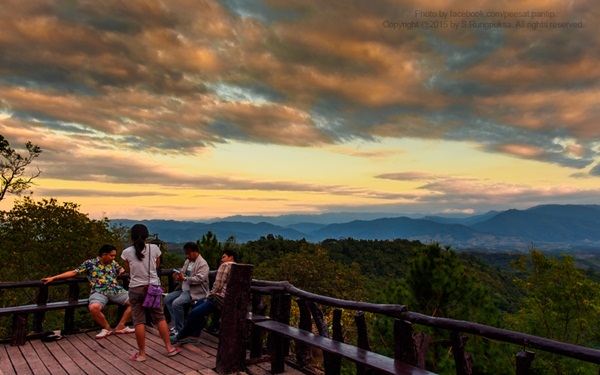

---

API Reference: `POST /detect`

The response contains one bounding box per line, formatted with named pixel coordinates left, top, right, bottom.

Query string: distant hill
left=206, top=212, right=416, bottom=226
left=423, top=211, right=500, bottom=226
left=112, top=204, right=600, bottom=251
left=284, top=222, right=327, bottom=233
left=472, top=205, right=600, bottom=242
left=308, top=217, right=480, bottom=242
left=113, top=219, right=307, bottom=243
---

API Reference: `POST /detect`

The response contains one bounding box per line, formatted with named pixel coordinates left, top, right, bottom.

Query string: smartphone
left=173, top=269, right=181, bottom=274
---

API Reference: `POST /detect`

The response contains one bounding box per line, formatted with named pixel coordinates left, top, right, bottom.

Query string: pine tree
left=508, top=250, right=600, bottom=374
left=405, top=243, right=508, bottom=373
left=197, top=231, right=222, bottom=269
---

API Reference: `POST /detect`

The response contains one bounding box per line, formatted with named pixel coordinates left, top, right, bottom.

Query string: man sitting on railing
left=170, top=250, right=237, bottom=344
left=165, top=241, right=210, bottom=336
left=42, top=244, right=135, bottom=339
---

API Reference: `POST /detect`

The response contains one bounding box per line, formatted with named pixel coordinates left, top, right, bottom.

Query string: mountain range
left=113, top=204, right=600, bottom=252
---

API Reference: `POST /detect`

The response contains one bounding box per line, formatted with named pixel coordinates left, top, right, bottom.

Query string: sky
left=0, top=0, right=599, bottom=221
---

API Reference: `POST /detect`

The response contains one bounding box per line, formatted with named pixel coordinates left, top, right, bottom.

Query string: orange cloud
left=496, top=143, right=544, bottom=158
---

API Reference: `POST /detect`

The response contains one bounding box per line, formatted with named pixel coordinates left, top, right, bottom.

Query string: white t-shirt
left=121, top=244, right=162, bottom=288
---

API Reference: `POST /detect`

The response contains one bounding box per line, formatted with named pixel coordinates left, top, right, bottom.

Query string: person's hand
left=41, top=276, right=54, bottom=284
left=172, top=272, right=182, bottom=281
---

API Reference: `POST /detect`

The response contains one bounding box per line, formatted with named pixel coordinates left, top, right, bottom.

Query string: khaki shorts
left=128, top=285, right=166, bottom=326
left=89, top=291, right=129, bottom=307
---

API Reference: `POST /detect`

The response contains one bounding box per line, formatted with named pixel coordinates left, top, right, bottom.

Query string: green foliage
left=508, top=250, right=600, bottom=374
left=0, top=135, right=42, bottom=201
left=157, top=243, right=184, bottom=270
left=223, top=235, right=239, bottom=252
left=255, top=246, right=368, bottom=373
left=461, top=252, right=524, bottom=313
left=0, top=197, right=124, bottom=337
left=254, top=247, right=366, bottom=301
left=405, top=243, right=509, bottom=373
left=368, top=277, right=412, bottom=357
left=321, top=238, right=421, bottom=279
left=197, top=231, right=222, bottom=269
left=408, top=244, right=490, bottom=320
left=238, top=234, right=309, bottom=265
left=5, top=209, right=600, bottom=374
left=0, top=197, right=122, bottom=284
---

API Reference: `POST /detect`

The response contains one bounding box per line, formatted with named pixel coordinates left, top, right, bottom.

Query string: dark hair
left=130, top=224, right=149, bottom=261
left=223, top=249, right=238, bottom=262
left=183, top=241, right=199, bottom=253
left=98, top=244, right=117, bottom=257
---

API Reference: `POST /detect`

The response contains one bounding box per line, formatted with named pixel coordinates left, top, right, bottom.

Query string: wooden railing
left=245, top=279, right=600, bottom=375
left=0, top=270, right=165, bottom=344
left=3, top=266, right=600, bottom=375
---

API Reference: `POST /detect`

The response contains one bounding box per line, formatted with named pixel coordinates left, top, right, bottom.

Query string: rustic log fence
left=247, top=279, right=600, bottom=375
left=0, top=273, right=134, bottom=344
left=3, top=267, right=600, bottom=374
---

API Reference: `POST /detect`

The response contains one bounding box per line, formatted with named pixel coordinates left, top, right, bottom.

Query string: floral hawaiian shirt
left=75, top=258, right=126, bottom=295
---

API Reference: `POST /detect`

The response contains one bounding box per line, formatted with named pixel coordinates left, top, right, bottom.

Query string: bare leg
left=89, top=303, right=111, bottom=330
left=114, top=305, right=133, bottom=331
left=134, top=323, right=146, bottom=357
left=156, top=319, right=176, bottom=354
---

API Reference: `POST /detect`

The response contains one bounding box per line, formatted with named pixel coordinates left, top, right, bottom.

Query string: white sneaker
left=95, top=329, right=113, bottom=339
left=115, top=326, right=135, bottom=334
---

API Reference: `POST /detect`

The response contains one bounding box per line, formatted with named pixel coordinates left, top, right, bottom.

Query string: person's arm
left=41, top=270, right=78, bottom=284
left=115, top=263, right=126, bottom=276
left=173, top=260, right=186, bottom=282
left=154, top=244, right=161, bottom=270
left=122, top=260, right=131, bottom=274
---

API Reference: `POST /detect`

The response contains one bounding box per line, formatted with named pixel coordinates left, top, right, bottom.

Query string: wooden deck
left=0, top=327, right=302, bottom=375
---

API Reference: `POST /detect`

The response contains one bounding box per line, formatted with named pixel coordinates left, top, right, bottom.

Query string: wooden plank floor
left=0, top=328, right=304, bottom=375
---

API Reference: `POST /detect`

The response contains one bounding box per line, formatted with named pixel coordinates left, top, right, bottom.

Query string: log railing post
left=268, top=292, right=292, bottom=373
left=215, top=263, right=254, bottom=374
left=308, top=301, right=328, bottom=337
left=33, top=283, right=49, bottom=333
left=355, top=311, right=373, bottom=375
left=394, top=319, right=420, bottom=367
left=450, top=331, right=472, bottom=375
left=11, top=314, right=27, bottom=346
left=329, top=308, right=343, bottom=375
left=516, top=350, right=535, bottom=375
left=295, top=299, right=314, bottom=367
left=64, top=280, right=80, bottom=334
left=308, top=301, right=336, bottom=375
left=249, top=293, right=267, bottom=359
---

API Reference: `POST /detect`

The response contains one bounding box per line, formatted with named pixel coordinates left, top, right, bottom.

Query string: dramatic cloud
left=376, top=170, right=600, bottom=209
left=0, top=0, right=598, bottom=219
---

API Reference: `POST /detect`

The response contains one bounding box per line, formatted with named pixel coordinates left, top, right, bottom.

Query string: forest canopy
left=2, top=198, right=600, bottom=373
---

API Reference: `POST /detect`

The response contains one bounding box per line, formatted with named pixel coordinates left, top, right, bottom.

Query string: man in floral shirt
left=42, top=244, right=135, bottom=339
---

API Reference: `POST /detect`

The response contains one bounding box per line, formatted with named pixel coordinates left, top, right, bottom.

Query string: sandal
left=130, top=352, right=147, bottom=362
left=167, top=347, right=181, bottom=357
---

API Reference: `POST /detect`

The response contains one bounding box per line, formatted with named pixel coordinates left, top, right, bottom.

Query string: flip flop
left=167, top=347, right=181, bottom=357
left=130, top=352, right=147, bottom=362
